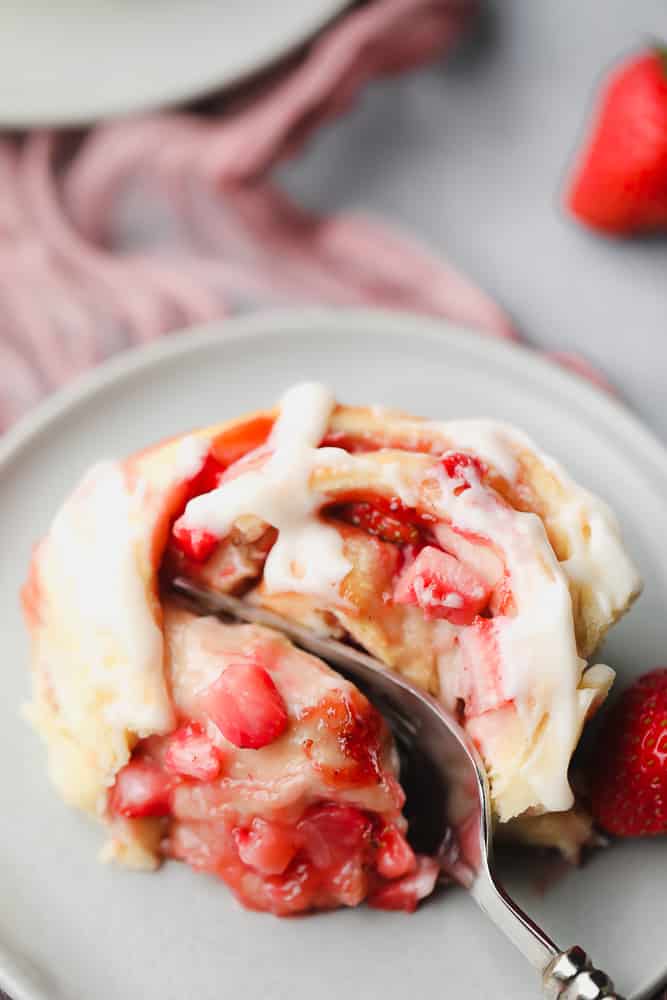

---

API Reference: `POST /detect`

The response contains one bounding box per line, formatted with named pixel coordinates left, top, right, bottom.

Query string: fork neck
left=472, top=867, right=625, bottom=998
left=471, top=865, right=557, bottom=972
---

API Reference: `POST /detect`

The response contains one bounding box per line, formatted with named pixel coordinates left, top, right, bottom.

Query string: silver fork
left=172, top=577, right=624, bottom=1000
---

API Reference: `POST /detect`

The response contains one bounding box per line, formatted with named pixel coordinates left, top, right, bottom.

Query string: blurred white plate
left=0, top=0, right=348, bottom=127
left=1, top=309, right=666, bottom=1000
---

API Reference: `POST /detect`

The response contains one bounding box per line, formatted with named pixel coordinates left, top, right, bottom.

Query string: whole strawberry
left=591, top=668, right=667, bottom=837
left=566, top=48, right=667, bottom=234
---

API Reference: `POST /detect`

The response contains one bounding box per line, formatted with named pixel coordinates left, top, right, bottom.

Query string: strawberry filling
left=393, top=545, right=491, bottom=626
left=327, top=493, right=435, bottom=547
left=441, top=451, right=486, bottom=490
left=169, top=803, right=426, bottom=916
left=367, top=856, right=440, bottom=912
left=297, top=803, right=372, bottom=870
left=200, top=658, right=289, bottom=750
left=108, top=730, right=431, bottom=915
left=338, top=500, right=421, bottom=545
left=171, top=524, right=220, bottom=563
left=375, top=823, right=417, bottom=880
left=169, top=417, right=274, bottom=565
left=105, top=619, right=433, bottom=917
left=168, top=429, right=504, bottom=646
left=156, top=433, right=508, bottom=913
left=164, top=722, right=222, bottom=781
left=324, top=485, right=502, bottom=629
left=186, top=452, right=226, bottom=499
left=109, top=760, right=174, bottom=818
left=299, top=690, right=388, bottom=790
left=210, top=415, right=274, bottom=468
left=233, top=817, right=298, bottom=875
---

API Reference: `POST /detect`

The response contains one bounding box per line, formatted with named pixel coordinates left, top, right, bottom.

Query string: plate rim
left=0, top=0, right=349, bottom=127
left=2, top=306, right=667, bottom=491
left=2, top=305, right=666, bottom=1000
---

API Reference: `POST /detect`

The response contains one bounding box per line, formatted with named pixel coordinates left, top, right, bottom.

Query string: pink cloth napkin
left=0, top=0, right=614, bottom=434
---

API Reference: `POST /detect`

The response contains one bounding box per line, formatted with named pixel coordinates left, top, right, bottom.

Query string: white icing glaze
left=429, top=418, right=641, bottom=628
left=174, top=434, right=210, bottom=480
left=43, top=461, right=173, bottom=735
left=428, top=418, right=522, bottom=480
left=181, top=383, right=352, bottom=602
left=427, top=463, right=581, bottom=813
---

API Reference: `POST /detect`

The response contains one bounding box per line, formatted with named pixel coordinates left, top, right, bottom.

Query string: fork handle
left=472, top=873, right=624, bottom=999
left=543, top=946, right=624, bottom=999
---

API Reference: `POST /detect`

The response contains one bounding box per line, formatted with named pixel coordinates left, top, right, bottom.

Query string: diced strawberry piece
left=163, top=722, right=222, bottom=781
left=171, top=521, right=220, bottom=562
left=171, top=523, right=219, bottom=562
left=393, top=545, right=490, bottom=625
left=170, top=449, right=224, bottom=561
left=167, top=819, right=239, bottom=871
left=368, top=856, right=440, bottom=912
left=297, top=803, right=372, bottom=870
left=233, top=817, right=297, bottom=875
left=109, top=760, right=173, bottom=818
left=338, top=499, right=421, bottom=546
left=201, top=660, right=289, bottom=750
left=441, top=451, right=486, bottom=490
left=260, top=859, right=320, bottom=916
left=457, top=618, right=505, bottom=717
left=397, top=543, right=424, bottom=572
left=325, top=857, right=368, bottom=907
left=375, top=824, right=416, bottom=880
left=186, top=452, right=226, bottom=500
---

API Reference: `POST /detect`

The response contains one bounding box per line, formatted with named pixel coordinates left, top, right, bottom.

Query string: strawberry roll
left=23, top=381, right=641, bottom=913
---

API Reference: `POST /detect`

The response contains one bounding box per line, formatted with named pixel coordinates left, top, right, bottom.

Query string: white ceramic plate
left=1, top=308, right=666, bottom=1000
left=0, top=0, right=348, bottom=127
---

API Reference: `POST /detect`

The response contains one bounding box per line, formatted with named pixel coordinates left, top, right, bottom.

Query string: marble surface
left=280, top=0, right=667, bottom=443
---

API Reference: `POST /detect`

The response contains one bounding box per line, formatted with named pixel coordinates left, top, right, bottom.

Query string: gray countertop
left=281, top=0, right=667, bottom=441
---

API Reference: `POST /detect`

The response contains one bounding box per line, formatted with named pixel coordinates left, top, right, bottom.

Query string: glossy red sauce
left=107, top=697, right=427, bottom=915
